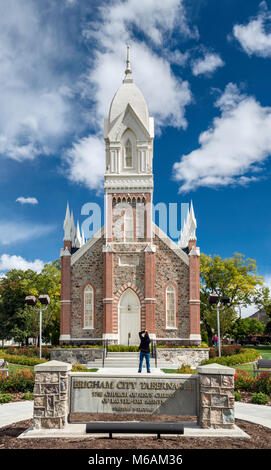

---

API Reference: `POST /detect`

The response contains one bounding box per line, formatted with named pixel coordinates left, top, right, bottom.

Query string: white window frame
left=83, top=284, right=94, bottom=329
left=166, top=284, right=177, bottom=329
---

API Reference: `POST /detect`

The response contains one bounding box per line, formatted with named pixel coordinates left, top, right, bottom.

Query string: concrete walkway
left=235, top=402, right=271, bottom=429
left=0, top=401, right=33, bottom=428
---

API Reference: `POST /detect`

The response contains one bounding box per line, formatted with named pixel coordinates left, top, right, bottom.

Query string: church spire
left=123, top=45, right=133, bottom=83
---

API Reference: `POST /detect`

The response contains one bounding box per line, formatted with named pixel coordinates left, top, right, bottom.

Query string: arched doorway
left=118, top=288, right=141, bottom=345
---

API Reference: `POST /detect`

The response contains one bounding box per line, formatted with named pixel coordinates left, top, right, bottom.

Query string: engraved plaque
left=70, top=374, right=198, bottom=416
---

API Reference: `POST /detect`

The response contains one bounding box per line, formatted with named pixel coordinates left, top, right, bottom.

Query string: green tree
left=228, top=317, right=265, bottom=343
left=0, top=260, right=60, bottom=345
left=200, top=253, right=263, bottom=346
left=253, top=286, right=271, bottom=318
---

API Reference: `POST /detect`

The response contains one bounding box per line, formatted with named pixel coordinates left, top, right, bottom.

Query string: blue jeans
left=138, top=351, right=150, bottom=372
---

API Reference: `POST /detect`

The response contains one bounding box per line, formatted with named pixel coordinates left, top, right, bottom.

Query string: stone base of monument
left=18, top=422, right=250, bottom=439
left=25, top=360, right=249, bottom=439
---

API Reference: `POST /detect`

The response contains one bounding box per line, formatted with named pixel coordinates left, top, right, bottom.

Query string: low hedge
left=0, top=350, right=48, bottom=366
left=54, top=345, right=102, bottom=349
left=3, top=347, right=51, bottom=359
left=202, top=348, right=261, bottom=367
left=157, top=343, right=209, bottom=349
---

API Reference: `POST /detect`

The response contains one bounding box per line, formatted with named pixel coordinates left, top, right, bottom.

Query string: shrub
left=209, top=345, right=243, bottom=358
left=202, top=348, right=260, bottom=367
left=253, top=373, right=271, bottom=395
left=0, top=393, right=13, bottom=403
left=234, top=391, right=241, bottom=401
left=251, top=392, right=269, bottom=405
left=234, top=370, right=254, bottom=392
left=22, top=392, right=34, bottom=400
left=4, top=347, right=51, bottom=360
left=176, top=365, right=196, bottom=374
left=53, top=345, right=102, bottom=349
left=107, top=345, right=139, bottom=352
left=0, top=351, right=47, bottom=366
left=71, top=364, right=89, bottom=372
left=0, top=368, right=34, bottom=393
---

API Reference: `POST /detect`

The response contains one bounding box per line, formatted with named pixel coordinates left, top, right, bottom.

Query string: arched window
left=84, top=285, right=94, bottom=329
left=166, top=285, right=176, bottom=328
left=124, top=207, right=134, bottom=242
left=125, top=139, right=133, bottom=168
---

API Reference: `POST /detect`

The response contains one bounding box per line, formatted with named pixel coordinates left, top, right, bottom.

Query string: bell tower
left=102, top=46, right=156, bottom=343
left=104, top=46, right=154, bottom=244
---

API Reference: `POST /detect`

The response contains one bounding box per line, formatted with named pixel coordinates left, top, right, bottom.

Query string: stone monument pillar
left=33, top=360, right=72, bottom=429
left=197, top=363, right=235, bottom=429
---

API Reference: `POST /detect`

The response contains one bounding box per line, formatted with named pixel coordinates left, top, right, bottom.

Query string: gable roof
left=71, top=226, right=104, bottom=266
left=70, top=223, right=189, bottom=266
left=153, top=223, right=189, bottom=265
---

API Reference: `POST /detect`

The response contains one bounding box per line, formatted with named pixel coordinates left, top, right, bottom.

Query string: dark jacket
left=139, top=331, right=151, bottom=353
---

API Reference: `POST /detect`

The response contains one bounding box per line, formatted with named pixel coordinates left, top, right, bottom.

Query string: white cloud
left=65, top=0, right=194, bottom=189
left=0, top=221, right=54, bottom=245
left=233, top=1, right=271, bottom=57
left=0, top=254, right=44, bottom=273
left=0, top=0, right=78, bottom=161
left=173, top=83, right=271, bottom=192
left=65, top=135, right=105, bottom=191
left=16, top=197, right=38, bottom=205
left=191, top=52, right=224, bottom=76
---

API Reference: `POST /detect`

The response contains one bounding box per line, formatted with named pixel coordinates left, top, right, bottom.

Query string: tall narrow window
left=166, top=285, right=176, bottom=328
left=125, top=139, right=133, bottom=168
left=84, top=285, right=94, bottom=328
left=124, top=207, right=134, bottom=242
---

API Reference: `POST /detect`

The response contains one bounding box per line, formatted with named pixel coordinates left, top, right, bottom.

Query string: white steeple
left=63, top=201, right=72, bottom=241
left=104, top=45, right=154, bottom=192
left=179, top=201, right=197, bottom=249
left=75, top=221, right=81, bottom=249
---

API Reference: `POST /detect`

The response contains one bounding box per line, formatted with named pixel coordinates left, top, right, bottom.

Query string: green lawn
left=225, top=346, right=271, bottom=377
left=8, top=363, right=35, bottom=375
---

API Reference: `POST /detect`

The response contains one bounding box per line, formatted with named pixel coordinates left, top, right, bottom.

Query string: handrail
left=154, top=341, right=157, bottom=368
left=102, top=339, right=108, bottom=368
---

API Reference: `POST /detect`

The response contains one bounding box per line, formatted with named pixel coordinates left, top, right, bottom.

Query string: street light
left=208, top=293, right=230, bottom=357
left=25, top=294, right=50, bottom=359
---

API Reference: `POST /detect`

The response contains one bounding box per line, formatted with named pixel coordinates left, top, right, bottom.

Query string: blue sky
left=1, top=0, right=271, bottom=313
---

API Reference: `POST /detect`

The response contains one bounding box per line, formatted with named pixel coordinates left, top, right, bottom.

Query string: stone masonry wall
left=157, top=348, right=209, bottom=368
left=50, top=348, right=103, bottom=364
left=71, top=236, right=104, bottom=340
left=154, top=234, right=190, bottom=339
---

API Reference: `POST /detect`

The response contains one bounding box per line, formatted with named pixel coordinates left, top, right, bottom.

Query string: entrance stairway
left=85, top=351, right=177, bottom=370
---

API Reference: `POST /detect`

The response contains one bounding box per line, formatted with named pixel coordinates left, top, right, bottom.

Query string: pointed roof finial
left=123, top=44, right=133, bottom=83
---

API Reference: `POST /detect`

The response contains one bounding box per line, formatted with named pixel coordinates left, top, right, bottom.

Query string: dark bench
left=86, top=421, right=184, bottom=439
left=253, top=359, right=271, bottom=377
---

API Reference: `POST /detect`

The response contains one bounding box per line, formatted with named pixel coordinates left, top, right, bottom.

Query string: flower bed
left=0, top=350, right=48, bottom=366
left=234, top=369, right=271, bottom=405
left=3, top=347, right=51, bottom=359
left=0, top=368, right=34, bottom=394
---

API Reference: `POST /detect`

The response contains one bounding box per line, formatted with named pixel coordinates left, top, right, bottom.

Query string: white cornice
left=105, top=175, right=153, bottom=190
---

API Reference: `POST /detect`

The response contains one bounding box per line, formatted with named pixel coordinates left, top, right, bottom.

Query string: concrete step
left=85, top=360, right=177, bottom=369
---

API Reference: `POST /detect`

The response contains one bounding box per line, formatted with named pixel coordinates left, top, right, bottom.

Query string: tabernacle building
left=59, top=48, right=201, bottom=346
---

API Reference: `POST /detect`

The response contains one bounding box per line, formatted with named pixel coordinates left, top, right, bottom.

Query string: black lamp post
left=25, top=294, right=50, bottom=359
left=208, top=294, right=230, bottom=357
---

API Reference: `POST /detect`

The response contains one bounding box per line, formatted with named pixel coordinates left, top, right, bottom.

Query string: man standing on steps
left=138, top=330, right=151, bottom=373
